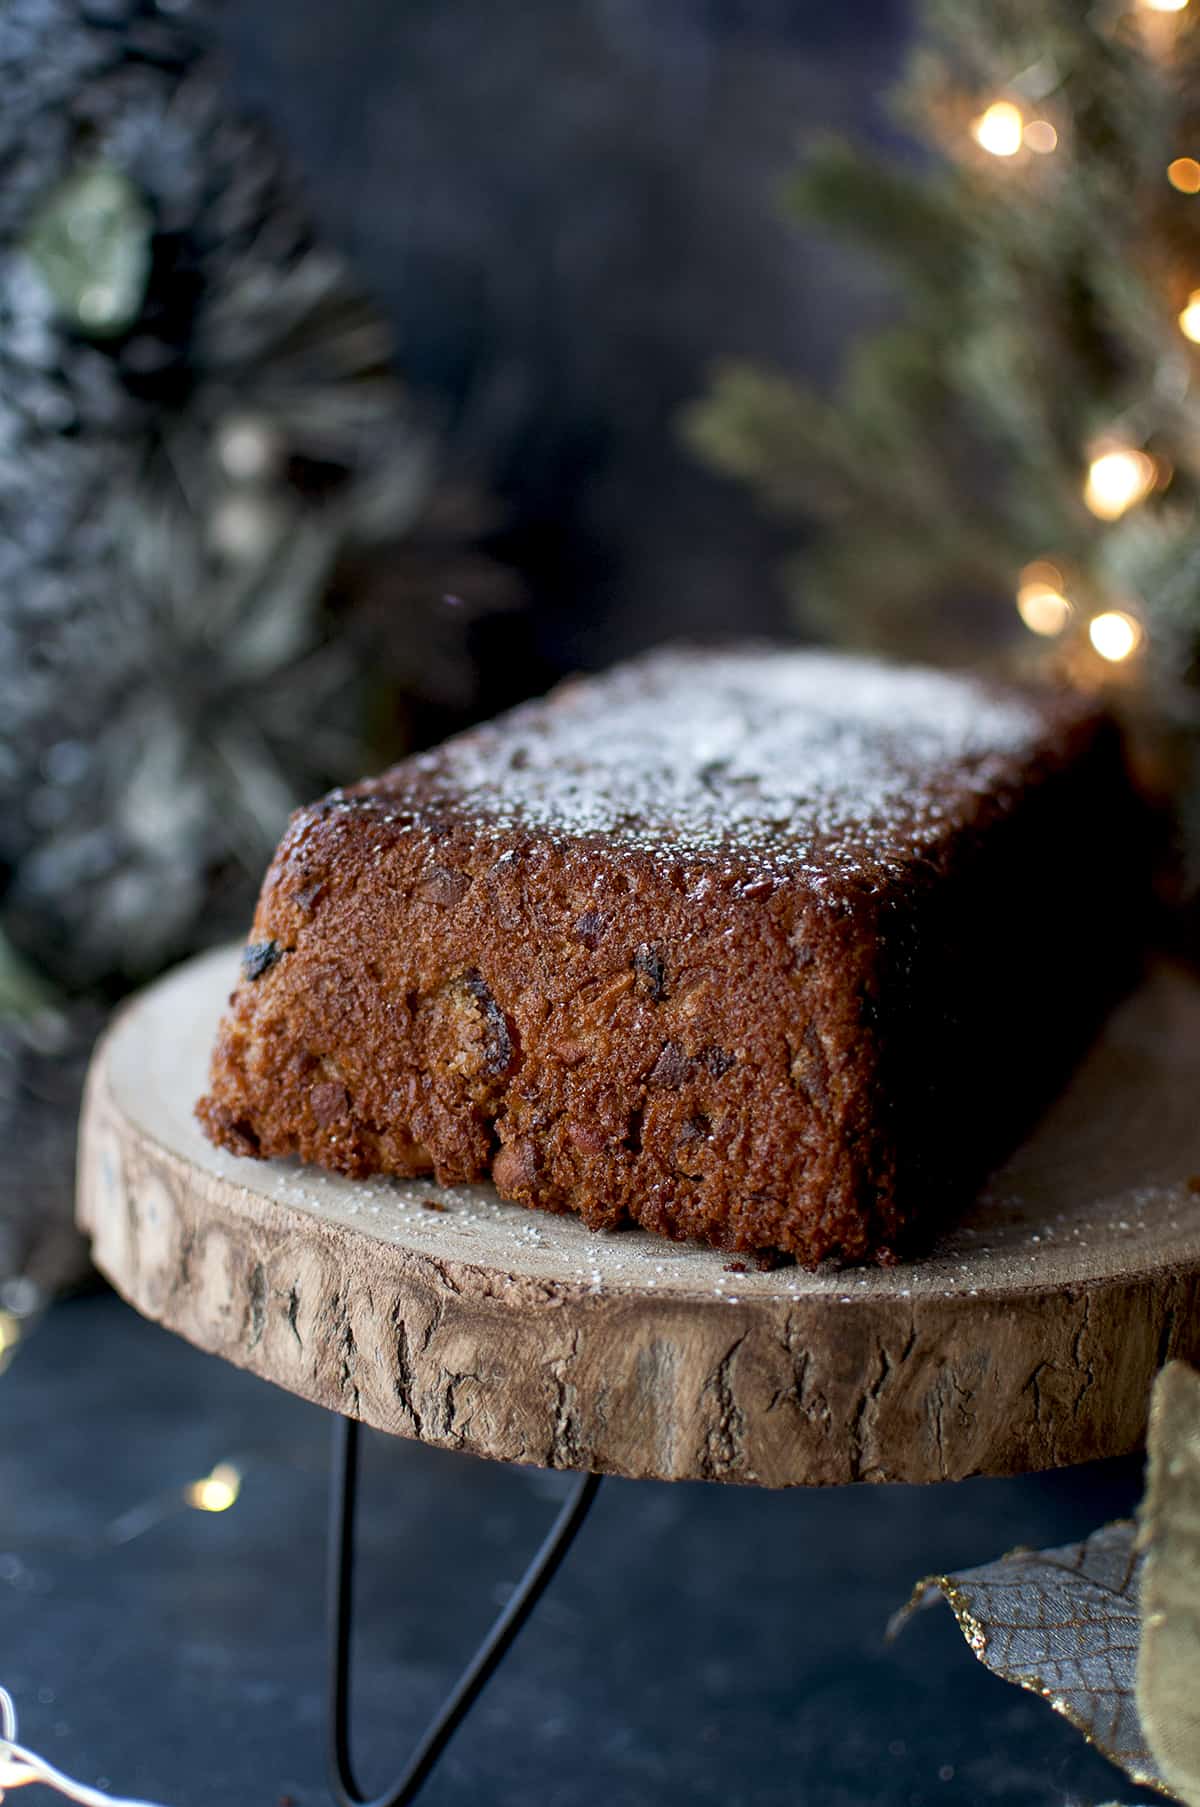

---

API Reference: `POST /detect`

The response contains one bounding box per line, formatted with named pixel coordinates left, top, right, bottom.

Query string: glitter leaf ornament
left=894, top=1522, right=1165, bottom=1795
left=21, top=160, right=152, bottom=337
left=895, top=1362, right=1200, bottom=1802
left=1138, top=1362, right=1200, bottom=1807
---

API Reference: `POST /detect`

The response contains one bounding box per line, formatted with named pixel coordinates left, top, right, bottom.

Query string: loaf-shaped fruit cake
left=197, top=646, right=1133, bottom=1266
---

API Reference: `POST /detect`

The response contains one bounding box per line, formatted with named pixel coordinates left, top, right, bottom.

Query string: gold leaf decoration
left=894, top=1520, right=1169, bottom=1797
left=1138, top=1362, right=1200, bottom=1807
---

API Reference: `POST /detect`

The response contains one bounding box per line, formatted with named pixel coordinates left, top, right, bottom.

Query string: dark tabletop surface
left=0, top=1289, right=1163, bottom=1807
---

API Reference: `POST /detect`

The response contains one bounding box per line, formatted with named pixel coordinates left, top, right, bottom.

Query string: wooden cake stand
left=76, top=946, right=1200, bottom=1805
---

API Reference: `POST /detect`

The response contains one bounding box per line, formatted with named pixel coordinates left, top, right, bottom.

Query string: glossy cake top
left=359, top=647, right=1091, bottom=880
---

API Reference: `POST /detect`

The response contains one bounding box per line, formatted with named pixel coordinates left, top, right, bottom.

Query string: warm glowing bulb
left=1089, top=611, right=1143, bottom=662
left=1023, top=120, right=1059, bottom=154
left=1168, top=158, right=1200, bottom=193
left=186, top=1462, right=241, bottom=1513
left=1084, top=447, right=1157, bottom=519
left=1141, top=0, right=1188, bottom=12
left=972, top=102, right=1024, bottom=158
left=0, top=1311, right=19, bottom=1373
left=1179, top=291, right=1200, bottom=342
left=1021, top=560, right=1064, bottom=590
left=1017, top=580, right=1072, bottom=637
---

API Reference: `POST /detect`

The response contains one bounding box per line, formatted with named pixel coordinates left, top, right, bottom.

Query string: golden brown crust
left=196, top=647, right=1136, bottom=1266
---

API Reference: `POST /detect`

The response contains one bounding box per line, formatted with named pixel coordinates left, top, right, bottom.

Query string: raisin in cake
left=197, top=646, right=1134, bottom=1266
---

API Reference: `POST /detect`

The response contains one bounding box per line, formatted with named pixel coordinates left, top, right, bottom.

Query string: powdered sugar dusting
left=403, top=648, right=1056, bottom=875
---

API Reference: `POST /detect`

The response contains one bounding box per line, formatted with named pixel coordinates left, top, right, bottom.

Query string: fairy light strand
left=184, top=1463, right=241, bottom=1514
left=0, top=1304, right=243, bottom=1801
left=1089, top=610, right=1143, bottom=662
left=969, top=98, right=1058, bottom=158
left=0, top=1688, right=169, bottom=1807
left=972, top=101, right=1024, bottom=157
left=1016, top=562, right=1073, bottom=636
left=1083, top=446, right=1157, bottom=519
left=1023, top=119, right=1058, bottom=153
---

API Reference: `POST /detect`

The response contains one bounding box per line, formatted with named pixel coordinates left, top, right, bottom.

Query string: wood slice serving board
left=77, top=946, right=1200, bottom=1488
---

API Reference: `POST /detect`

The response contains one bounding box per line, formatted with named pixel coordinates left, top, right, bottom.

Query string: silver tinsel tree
left=0, top=0, right=513, bottom=1288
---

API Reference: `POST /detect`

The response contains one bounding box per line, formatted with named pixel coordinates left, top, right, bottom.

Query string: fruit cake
left=197, top=646, right=1134, bottom=1266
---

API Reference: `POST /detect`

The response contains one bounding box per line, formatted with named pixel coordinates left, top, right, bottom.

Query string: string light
left=1168, top=157, right=1200, bottom=193
left=972, top=102, right=1024, bottom=158
left=1083, top=446, right=1157, bottom=519
left=0, top=1311, right=21, bottom=1376
left=1016, top=561, right=1073, bottom=636
left=184, top=1462, right=241, bottom=1514
left=1023, top=120, right=1058, bottom=154
left=0, top=1687, right=167, bottom=1807
left=1179, top=290, right=1200, bottom=341
left=1140, top=0, right=1189, bottom=12
left=1089, top=610, right=1143, bottom=662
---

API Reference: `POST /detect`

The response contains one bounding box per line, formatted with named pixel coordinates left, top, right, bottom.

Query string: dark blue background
left=217, top=0, right=912, bottom=698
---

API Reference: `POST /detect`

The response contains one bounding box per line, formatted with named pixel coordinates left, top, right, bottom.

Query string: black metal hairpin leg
left=326, top=1414, right=602, bottom=1807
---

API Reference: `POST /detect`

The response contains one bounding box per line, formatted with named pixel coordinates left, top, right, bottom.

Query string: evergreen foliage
left=687, top=0, right=1200, bottom=878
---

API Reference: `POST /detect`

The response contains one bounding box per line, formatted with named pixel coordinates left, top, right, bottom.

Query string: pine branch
left=687, top=0, right=1200, bottom=887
